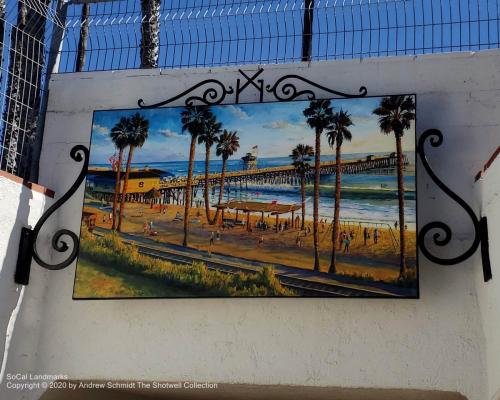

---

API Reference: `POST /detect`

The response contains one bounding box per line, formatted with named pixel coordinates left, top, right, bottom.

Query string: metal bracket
left=417, top=129, right=492, bottom=281
left=14, top=145, right=89, bottom=285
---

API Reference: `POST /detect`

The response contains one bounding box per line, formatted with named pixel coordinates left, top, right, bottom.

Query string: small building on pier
left=86, top=168, right=174, bottom=201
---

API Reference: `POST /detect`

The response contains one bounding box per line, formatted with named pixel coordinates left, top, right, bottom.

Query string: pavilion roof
left=215, top=200, right=301, bottom=215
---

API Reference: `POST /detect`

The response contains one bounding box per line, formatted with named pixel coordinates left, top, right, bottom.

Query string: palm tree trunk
left=313, top=128, right=321, bottom=271
left=204, top=143, right=213, bottom=224
left=111, top=148, right=124, bottom=230
left=76, top=3, right=90, bottom=72
left=183, top=136, right=196, bottom=246
left=117, top=146, right=135, bottom=232
left=330, top=142, right=342, bottom=274
left=301, top=0, right=314, bottom=61
left=212, top=157, right=227, bottom=224
left=140, top=0, right=161, bottom=68
left=300, top=174, right=306, bottom=230
left=396, top=134, right=406, bottom=278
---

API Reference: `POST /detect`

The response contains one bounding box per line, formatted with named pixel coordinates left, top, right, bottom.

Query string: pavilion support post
left=235, top=209, right=239, bottom=222
left=246, top=212, right=250, bottom=231
left=291, top=210, right=295, bottom=227
left=275, top=214, right=279, bottom=232
left=261, top=211, right=264, bottom=222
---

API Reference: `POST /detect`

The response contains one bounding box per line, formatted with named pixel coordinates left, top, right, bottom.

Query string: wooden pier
left=89, top=154, right=408, bottom=206
left=159, top=154, right=407, bottom=190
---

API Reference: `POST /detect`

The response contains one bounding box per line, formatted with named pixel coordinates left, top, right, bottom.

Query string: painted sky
left=89, top=96, right=416, bottom=165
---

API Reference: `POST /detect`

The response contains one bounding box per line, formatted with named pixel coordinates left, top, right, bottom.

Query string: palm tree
left=290, top=144, right=314, bottom=231
left=140, top=0, right=161, bottom=68
left=117, top=113, right=149, bottom=232
left=198, top=114, right=222, bottom=225
left=325, top=110, right=354, bottom=274
left=181, top=105, right=212, bottom=246
left=373, top=95, right=415, bottom=279
left=213, top=130, right=240, bottom=223
left=303, top=99, right=334, bottom=271
left=110, top=117, right=131, bottom=230
left=76, top=3, right=90, bottom=72
left=301, top=0, right=314, bottom=61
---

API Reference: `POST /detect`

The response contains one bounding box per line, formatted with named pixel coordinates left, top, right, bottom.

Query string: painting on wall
left=73, top=95, right=418, bottom=299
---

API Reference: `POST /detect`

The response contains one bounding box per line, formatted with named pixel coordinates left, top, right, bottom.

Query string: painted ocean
left=91, top=151, right=416, bottom=229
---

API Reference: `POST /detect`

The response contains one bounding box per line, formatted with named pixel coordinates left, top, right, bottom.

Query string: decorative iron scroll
left=137, top=68, right=368, bottom=108
left=266, top=75, right=367, bottom=101
left=15, top=145, right=89, bottom=284
left=417, top=129, right=491, bottom=281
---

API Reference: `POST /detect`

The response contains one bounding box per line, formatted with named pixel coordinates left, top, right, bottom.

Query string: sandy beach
left=84, top=199, right=417, bottom=282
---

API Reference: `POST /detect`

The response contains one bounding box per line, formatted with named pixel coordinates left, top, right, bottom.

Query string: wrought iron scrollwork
left=138, top=79, right=234, bottom=108
left=417, top=129, right=491, bottom=280
left=265, top=75, right=367, bottom=101
left=15, top=145, right=89, bottom=284
left=137, top=68, right=368, bottom=108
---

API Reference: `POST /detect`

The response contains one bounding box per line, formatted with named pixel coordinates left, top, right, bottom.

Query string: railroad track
left=108, top=236, right=389, bottom=298
left=91, top=229, right=391, bottom=297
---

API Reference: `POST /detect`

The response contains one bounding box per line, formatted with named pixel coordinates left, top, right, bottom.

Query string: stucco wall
left=0, top=175, right=53, bottom=400
left=475, top=159, right=500, bottom=400
left=3, top=50, right=499, bottom=400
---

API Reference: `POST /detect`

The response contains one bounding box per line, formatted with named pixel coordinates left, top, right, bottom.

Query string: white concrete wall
left=475, top=159, right=500, bottom=400
left=4, top=50, right=500, bottom=400
left=0, top=176, right=53, bottom=400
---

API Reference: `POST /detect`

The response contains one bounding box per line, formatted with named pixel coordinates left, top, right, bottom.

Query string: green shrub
left=79, top=232, right=295, bottom=297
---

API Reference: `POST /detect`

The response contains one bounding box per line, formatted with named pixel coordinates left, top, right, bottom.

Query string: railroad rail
left=92, top=229, right=395, bottom=298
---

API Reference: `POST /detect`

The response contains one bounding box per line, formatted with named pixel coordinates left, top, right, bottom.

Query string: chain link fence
left=0, top=0, right=500, bottom=179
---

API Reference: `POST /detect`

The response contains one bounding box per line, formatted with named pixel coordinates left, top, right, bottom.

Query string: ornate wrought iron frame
left=417, top=129, right=491, bottom=281
left=14, top=68, right=491, bottom=285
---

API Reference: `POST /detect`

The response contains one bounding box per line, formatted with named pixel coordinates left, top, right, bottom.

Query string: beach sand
left=85, top=199, right=417, bottom=282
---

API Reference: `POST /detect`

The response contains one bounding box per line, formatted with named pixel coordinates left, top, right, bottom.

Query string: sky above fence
left=57, top=0, right=500, bottom=73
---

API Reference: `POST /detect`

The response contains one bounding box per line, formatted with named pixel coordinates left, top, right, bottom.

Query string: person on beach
left=374, top=228, right=379, bottom=244
left=339, top=231, right=346, bottom=250
left=394, top=221, right=398, bottom=229
left=216, top=230, right=221, bottom=241
left=343, top=237, right=351, bottom=253
left=210, top=231, right=215, bottom=246
left=149, top=221, right=154, bottom=231
left=258, top=235, right=264, bottom=246
left=296, top=235, right=302, bottom=247
left=143, top=222, right=148, bottom=234
left=363, top=227, right=369, bottom=245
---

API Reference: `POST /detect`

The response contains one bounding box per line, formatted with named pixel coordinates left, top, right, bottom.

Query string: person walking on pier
left=374, top=228, right=380, bottom=244
left=363, top=227, right=369, bottom=245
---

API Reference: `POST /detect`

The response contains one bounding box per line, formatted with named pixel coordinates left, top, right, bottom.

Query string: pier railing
left=159, top=154, right=408, bottom=190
